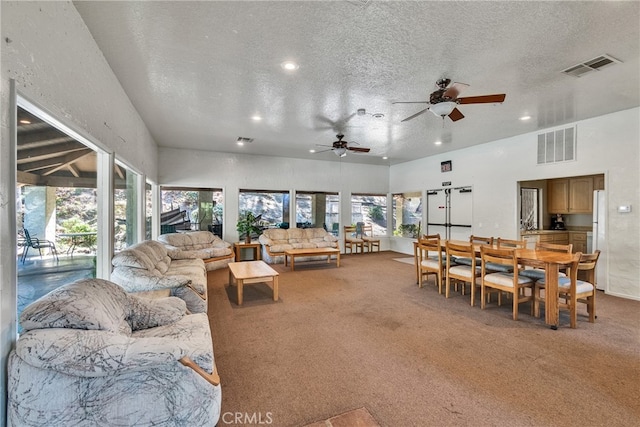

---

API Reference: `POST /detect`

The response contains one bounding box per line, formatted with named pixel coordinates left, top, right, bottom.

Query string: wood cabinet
left=539, top=232, right=569, bottom=245
left=547, top=179, right=569, bottom=213
left=593, top=174, right=605, bottom=190
left=570, top=232, right=587, bottom=253
left=547, top=176, right=593, bottom=213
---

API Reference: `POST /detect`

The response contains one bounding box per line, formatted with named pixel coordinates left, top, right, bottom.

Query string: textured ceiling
left=73, top=1, right=640, bottom=165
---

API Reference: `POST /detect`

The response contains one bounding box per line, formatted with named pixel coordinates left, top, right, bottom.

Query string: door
left=426, top=189, right=448, bottom=238
left=449, top=187, right=473, bottom=240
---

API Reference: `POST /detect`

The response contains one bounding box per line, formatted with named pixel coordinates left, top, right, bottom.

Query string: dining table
left=414, top=239, right=575, bottom=329
left=58, top=231, right=97, bottom=255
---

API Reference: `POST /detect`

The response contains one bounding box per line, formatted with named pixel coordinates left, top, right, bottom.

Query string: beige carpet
left=392, top=257, right=415, bottom=265
left=303, top=407, right=380, bottom=427
left=207, top=251, right=640, bottom=427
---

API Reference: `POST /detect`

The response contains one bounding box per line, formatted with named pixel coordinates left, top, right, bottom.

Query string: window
left=295, top=191, right=339, bottom=232
left=239, top=189, right=290, bottom=228
left=351, top=194, right=387, bottom=236
left=114, top=163, right=140, bottom=251
left=392, top=192, right=422, bottom=237
left=145, top=181, right=152, bottom=240
left=520, top=187, right=539, bottom=231
left=160, top=187, right=224, bottom=237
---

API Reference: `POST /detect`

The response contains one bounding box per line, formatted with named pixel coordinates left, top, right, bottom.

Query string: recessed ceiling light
left=251, top=115, right=262, bottom=121
left=434, top=140, right=442, bottom=145
left=372, top=113, right=385, bottom=119
left=382, top=156, right=388, bottom=160
left=520, top=115, right=531, bottom=121
left=19, top=119, right=31, bottom=125
left=237, top=141, right=244, bottom=146
left=309, top=149, right=316, bottom=153
left=281, top=61, right=299, bottom=71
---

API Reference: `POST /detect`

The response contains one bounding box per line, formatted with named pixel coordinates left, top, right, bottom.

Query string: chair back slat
left=497, top=238, right=526, bottom=249
left=535, top=242, right=573, bottom=253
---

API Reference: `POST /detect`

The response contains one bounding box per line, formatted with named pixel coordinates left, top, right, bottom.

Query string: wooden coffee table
left=284, top=247, right=340, bottom=271
left=228, top=261, right=279, bottom=305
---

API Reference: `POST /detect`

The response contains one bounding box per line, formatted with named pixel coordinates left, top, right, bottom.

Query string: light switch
left=618, top=205, right=632, bottom=213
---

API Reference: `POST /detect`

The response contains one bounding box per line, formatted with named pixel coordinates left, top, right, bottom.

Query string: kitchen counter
left=521, top=228, right=592, bottom=235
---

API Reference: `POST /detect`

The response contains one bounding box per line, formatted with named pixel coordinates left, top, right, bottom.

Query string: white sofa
left=258, top=227, right=340, bottom=264
left=158, top=231, right=235, bottom=271
left=111, top=240, right=208, bottom=313
left=8, top=278, right=221, bottom=426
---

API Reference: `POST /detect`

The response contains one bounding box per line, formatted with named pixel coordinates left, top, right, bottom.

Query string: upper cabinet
left=593, top=175, right=605, bottom=190
left=547, top=176, right=595, bottom=214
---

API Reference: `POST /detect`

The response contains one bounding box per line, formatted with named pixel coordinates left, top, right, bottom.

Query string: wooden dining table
left=414, top=239, right=574, bottom=329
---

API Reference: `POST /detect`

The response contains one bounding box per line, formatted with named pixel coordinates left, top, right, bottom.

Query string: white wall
left=158, top=148, right=390, bottom=245
left=389, top=107, right=640, bottom=300
left=0, top=2, right=159, bottom=421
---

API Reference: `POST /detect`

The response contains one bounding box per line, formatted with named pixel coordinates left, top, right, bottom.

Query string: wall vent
left=562, top=54, right=621, bottom=77
left=537, top=126, right=576, bottom=164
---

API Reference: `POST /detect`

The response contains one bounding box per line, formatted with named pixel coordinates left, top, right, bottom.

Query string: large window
left=392, top=192, right=422, bottom=237
left=160, top=187, right=224, bottom=237
left=239, top=189, right=290, bottom=228
left=295, top=191, right=339, bottom=232
left=351, top=194, right=387, bottom=236
left=114, top=163, right=139, bottom=251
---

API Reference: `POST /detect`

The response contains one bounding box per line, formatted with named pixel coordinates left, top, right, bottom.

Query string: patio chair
left=21, top=229, right=58, bottom=263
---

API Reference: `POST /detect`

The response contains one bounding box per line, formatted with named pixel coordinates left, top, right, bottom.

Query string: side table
left=234, top=241, right=262, bottom=261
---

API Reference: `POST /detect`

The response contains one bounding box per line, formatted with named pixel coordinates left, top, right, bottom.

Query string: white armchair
left=8, top=278, right=221, bottom=426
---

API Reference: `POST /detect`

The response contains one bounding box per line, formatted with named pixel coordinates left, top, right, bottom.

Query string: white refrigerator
left=592, top=190, right=607, bottom=291
left=426, top=187, right=473, bottom=240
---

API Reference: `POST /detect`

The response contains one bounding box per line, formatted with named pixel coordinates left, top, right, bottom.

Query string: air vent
left=562, top=54, right=621, bottom=77
left=537, top=126, right=576, bottom=164
left=236, top=137, right=254, bottom=144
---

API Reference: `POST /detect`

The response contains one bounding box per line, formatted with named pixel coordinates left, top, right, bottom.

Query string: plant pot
left=245, top=235, right=251, bottom=244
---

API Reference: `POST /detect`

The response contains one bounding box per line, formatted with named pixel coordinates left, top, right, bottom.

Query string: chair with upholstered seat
left=21, top=229, right=58, bottom=263
left=480, top=246, right=534, bottom=320
left=453, top=235, right=493, bottom=267
left=417, top=234, right=445, bottom=292
left=534, top=250, right=600, bottom=328
left=445, top=240, right=482, bottom=306
left=343, top=225, right=364, bottom=254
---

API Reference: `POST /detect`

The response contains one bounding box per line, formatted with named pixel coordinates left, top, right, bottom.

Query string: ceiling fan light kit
left=429, top=101, right=457, bottom=117
left=334, top=147, right=347, bottom=157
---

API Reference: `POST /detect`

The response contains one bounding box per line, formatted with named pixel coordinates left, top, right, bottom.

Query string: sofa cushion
left=20, top=279, right=131, bottom=335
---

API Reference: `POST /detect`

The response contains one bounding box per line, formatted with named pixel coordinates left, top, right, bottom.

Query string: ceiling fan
left=393, top=78, right=506, bottom=122
left=315, top=134, right=371, bottom=157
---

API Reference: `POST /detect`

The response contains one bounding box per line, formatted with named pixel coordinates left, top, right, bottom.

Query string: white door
left=449, top=187, right=473, bottom=240
left=426, top=189, right=448, bottom=238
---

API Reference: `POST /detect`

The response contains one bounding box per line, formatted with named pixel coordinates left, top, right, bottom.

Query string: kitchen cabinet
left=539, top=232, right=569, bottom=245
left=570, top=232, right=587, bottom=253
left=547, top=176, right=593, bottom=214
left=593, top=174, right=605, bottom=190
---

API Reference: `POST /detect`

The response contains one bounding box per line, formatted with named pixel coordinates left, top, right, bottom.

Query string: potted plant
left=236, top=211, right=262, bottom=243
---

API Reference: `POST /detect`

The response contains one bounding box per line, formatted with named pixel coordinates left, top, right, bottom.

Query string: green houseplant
left=236, top=211, right=262, bottom=243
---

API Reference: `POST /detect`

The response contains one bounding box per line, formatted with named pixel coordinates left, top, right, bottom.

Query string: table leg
left=256, top=246, right=261, bottom=260
left=336, top=251, right=340, bottom=267
left=290, top=255, right=295, bottom=271
left=272, top=275, right=279, bottom=301
left=545, top=263, right=560, bottom=329
left=284, top=253, right=288, bottom=267
left=237, top=278, right=244, bottom=305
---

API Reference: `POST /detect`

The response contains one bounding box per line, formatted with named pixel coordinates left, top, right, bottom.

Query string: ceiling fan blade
left=392, top=101, right=429, bottom=104
left=457, top=94, right=506, bottom=104
left=315, top=144, right=334, bottom=148
left=347, top=147, right=370, bottom=153
left=448, top=107, right=465, bottom=122
left=401, top=108, right=430, bottom=122
left=443, top=82, right=469, bottom=99
left=314, top=148, right=334, bottom=154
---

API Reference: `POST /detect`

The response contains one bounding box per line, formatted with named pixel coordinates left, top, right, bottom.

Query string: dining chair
left=520, top=242, right=573, bottom=280
left=417, top=234, right=445, bottom=292
left=454, top=235, right=494, bottom=266
left=21, top=229, right=59, bottom=263
left=534, top=250, right=600, bottom=328
left=356, top=223, right=380, bottom=253
left=445, top=240, right=482, bottom=306
left=343, top=225, right=364, bottom=254
left=480, top=246, right=534, bottom=320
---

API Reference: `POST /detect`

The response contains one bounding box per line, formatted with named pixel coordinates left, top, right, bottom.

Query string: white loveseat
left=258, top=227, right=340, bottom=264
left=8, top=278, right=221, bottom=426
left=111, top=240, right=208, bottom=313
left=158, top=231, right=235, bottom=271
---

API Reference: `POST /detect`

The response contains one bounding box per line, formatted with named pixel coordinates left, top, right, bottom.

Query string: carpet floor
left=207, top=251, right=640, bottom=427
